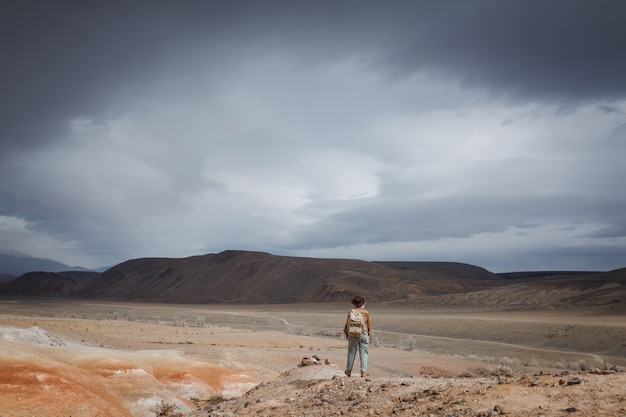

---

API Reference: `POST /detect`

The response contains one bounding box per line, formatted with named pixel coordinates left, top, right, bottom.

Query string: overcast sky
left=1, top=1, right=625, bottom=272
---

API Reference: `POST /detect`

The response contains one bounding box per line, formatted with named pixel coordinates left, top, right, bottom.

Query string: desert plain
left=1, top=298, right=625, bottom=416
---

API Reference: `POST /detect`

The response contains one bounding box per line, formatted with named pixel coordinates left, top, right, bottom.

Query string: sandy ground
left=0, top=298, right=625, bottom=416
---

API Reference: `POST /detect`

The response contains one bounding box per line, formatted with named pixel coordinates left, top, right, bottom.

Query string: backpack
left=347, top=309, right=365, bottom=337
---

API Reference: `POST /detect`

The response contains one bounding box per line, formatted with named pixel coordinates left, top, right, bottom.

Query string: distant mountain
left=0, top=250, right=623, bottom=309
left=58, top=270, right=101, bottom=281
left=0, top=271, right=77, bottom=296
left=496, top=271, right=602, bottom=279
left=0, top=273, right=16, bottom=284
left=0, top=252, right=92, bottom=276
left=420, top=268, right=626, bottom=309
left=0, top=250, right=501, bottom=303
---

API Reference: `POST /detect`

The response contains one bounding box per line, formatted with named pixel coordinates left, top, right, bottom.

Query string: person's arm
left=343, top=311, right=350, bottom=337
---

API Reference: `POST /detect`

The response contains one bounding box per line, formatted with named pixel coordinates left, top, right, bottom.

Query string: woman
left=343, top=295, right=372, bottom=377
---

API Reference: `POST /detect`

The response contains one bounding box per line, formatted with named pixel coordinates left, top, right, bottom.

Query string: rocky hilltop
left=189, top=360, right=626, bottom=417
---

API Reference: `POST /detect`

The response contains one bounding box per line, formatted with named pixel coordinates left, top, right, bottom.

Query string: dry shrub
left=499, top=356, right=521, bottom=367
left=569, top=359, right=590, bottom=372
left=206, top=394, right=225, bottom=405
left=494, top=363, right=515, bottom=377
left=471, top=363, right=515, bottom=378
left=149, top=400, right=181, bottom=417
left=525, top=357, right=540, bottom=367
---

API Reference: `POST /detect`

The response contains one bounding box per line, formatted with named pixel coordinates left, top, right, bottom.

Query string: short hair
left=351, top=295, right=365, bottom=307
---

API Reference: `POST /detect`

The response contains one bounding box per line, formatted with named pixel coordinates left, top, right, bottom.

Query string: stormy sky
left=1, top=1, right=625, bottom=272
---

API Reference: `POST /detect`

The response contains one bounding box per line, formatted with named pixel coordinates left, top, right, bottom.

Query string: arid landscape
left=4, top=0, right=626, bottom=415
left=1, top=251, right=625, bottom=415
left=1, top=298, right=625, bottom=416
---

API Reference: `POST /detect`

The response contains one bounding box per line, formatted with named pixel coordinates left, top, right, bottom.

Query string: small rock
left=300, top=356, right=319, bottom=366
left=567, top=377, right=582, bottom=385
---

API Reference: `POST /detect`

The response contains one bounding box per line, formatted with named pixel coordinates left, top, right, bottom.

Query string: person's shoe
left=344, top=370, right=351, bottom=377
left=361, top=372, right=367, bottom=377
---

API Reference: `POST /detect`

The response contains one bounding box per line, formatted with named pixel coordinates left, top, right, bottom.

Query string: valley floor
left=0, top=298, right=624, bottom=416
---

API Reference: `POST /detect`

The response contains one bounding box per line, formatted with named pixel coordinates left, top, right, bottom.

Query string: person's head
left=351, top=295, right=365, bottom=308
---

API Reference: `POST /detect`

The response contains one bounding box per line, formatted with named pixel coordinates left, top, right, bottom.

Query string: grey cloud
left=0, top=190, right=87, bottom=241
left=0, top=1, right=379, bottom=151
left=598, top=105, right=626, bottom=116
left=377, top=1, right=626, bottom=103
left=1, top=1, right=242, bottom=153
left=587, top=222, right=626, bottom=239
left=286, top=190, right=626, bottom=250
left=1, top=1, right=624, bottom=271
left=4, top=1, right=625, bottom=155
left=519, top=245, right=626, bottom=272
left=0, top=190, right=66, bottom=224
left=457, top=244, right=626, bottom=273
left=0, top=190, right=151, bottom=266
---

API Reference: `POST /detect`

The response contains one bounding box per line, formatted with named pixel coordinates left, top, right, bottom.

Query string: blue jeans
left=346, top=333, right=369, bottom=373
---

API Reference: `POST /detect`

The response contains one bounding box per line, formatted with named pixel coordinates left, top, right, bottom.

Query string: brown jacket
left=343, top=307, right=372, bottom=337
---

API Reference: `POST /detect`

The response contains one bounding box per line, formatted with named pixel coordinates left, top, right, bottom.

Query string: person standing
left=343, top=295, right=372, bottom=377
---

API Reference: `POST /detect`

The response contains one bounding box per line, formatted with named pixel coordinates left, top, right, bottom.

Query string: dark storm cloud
left=3, top=1, right=625, bottom=154
left=1, top=1, right=217, bottom=151
left=0, top=0, right=383, bottom=153
left=378, top=0, right=626, bottom=103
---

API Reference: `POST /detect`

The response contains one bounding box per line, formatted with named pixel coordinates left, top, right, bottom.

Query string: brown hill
left=414, top=268, right=626, bottom=310
left=0, top=250, right=501, bottom=304
left=0, top=271, right=77, bottom=296
left=376, top=261, right=499, bottom=281
left=0, top=273, right=16, bottom=284
left=76, top=250, right=502, bottom=303
left=0, top=250, right=624, bottom=308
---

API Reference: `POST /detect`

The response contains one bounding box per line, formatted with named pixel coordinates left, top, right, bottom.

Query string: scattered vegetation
left=149, top=400, right=181, bottom=417
left=205, top=394, right=225, bottom=405
left=406, top=336, right=416, bottom=351
left=464, top=362, right=515, bottom=378
left=570, top=359, right=590, bottom=372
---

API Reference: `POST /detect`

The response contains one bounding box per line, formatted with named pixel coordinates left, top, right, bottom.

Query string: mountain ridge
left=0, top=252, right=93, bottom=275
left=1, top=250, right=624, bottom=309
